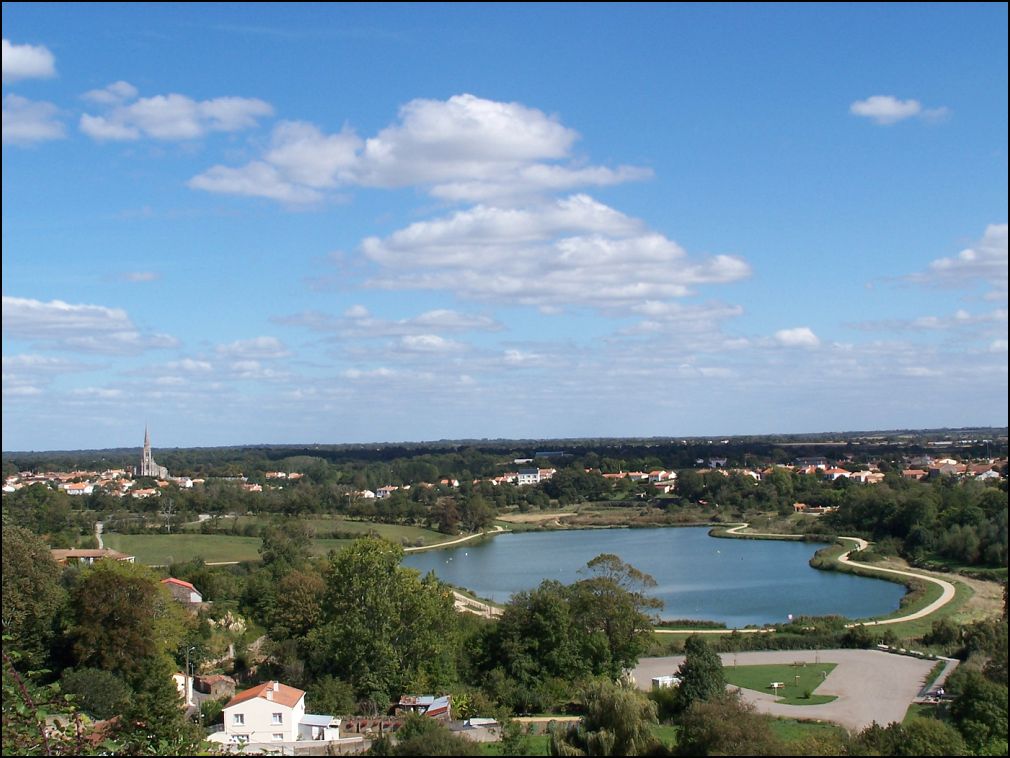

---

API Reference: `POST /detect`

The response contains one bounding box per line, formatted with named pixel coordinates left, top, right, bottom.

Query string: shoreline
left=411, top=519, right=962, bottom=634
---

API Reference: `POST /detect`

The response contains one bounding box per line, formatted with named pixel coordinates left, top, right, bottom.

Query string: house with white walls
left=211, top=680, right=340, bottom=747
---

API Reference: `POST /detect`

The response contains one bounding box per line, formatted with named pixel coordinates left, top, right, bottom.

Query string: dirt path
left=403, top=524, right=506, bottom=552
left=497, top=512, right=576, bottom=523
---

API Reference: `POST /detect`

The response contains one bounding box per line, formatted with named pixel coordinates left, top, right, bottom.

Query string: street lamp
left=185, top=646, right=196, bottom=708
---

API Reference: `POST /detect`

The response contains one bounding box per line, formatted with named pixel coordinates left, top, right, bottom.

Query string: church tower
left=140, top=426, right=168, bottom=479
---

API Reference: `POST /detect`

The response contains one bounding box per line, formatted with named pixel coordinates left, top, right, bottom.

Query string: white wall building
left=212, top=680, right=340, bottom=748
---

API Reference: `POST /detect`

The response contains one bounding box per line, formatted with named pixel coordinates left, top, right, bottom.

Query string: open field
left=496, top=511, right=576, bottom=523
left=723, top=662, right=838, bottom=705
left=183, top=515, right=446, bottom=545
left=103, top=533, right=352, bottom=564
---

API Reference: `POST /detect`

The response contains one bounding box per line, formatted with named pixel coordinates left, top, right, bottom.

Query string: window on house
left=273, top=734, right=284, bottom=741
left=271, top=712, right=283, bottom=724
left=232, top=713, right=245, bottom=725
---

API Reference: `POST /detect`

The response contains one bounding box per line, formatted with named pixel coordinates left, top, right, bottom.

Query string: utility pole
left=185, top=646, right=195, bottom=708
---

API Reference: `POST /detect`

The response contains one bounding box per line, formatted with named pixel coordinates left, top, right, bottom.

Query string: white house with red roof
left=211, top=680, right=340, bottom=747
left=161, top=577, right=203, bottom=605
left=822, top=467, right=851, bottom=481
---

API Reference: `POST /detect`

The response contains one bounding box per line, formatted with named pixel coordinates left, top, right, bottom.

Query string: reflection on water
left=402, top=527, right=906, bottom=627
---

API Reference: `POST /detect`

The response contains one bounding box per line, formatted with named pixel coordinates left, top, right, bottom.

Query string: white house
left=213, top=681, right=340, bottom=747
left=161, top=577, right=203, bottom=605
left=516, top=468, right=541, bottom=486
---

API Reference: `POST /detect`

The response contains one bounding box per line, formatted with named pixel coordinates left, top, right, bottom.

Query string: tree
left=306, top=538, right=459, bottom=701
left=569, top=555, right=662, bottom=677
left=67, top=560, right=187, bottom=688
left=675, top=692, right=782, bottom=756
left=1, top=525, right=66, bottom=668
left=306, top=675, right=356, bottom=716
left=59, top=668, right=133, bottom=720
left=485, top=580, right=588, bottom=689
left=674, top=636, right=725, bottom=712
left=3, top=648, right=98, bottom=757
left=947, top=668, right=1009, bottom=754
left=259, top=522, right=313, bottom=576
left=851, top=719, right=968, bottom=756
left=549, top=678, right=659, bottom=756
left=368, top=713, right=481, bottom=756
left=265, top=568, right=325, bottom=641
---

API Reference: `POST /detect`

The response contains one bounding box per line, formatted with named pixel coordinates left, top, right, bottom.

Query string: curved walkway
left=654, top=524, right=957, bottom=634
left=403, top=524, right=507, bottom=553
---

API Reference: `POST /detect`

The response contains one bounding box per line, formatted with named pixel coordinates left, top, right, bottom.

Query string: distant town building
left=516, top=468, right=541, bottom=486
left=140, top=427, right=169, bottom=479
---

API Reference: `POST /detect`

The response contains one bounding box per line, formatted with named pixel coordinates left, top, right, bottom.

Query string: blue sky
left=2, top=3, right=1007, bottom=450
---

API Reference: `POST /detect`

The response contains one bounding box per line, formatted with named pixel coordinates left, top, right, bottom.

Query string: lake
left=402, top=527, right=906, bottom=628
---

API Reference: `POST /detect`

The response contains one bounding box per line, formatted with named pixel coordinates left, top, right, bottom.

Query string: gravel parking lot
left=633, top=648, right=949, bottom=731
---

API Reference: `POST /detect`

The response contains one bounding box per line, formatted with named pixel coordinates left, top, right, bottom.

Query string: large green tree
left=306, top=538, right=459, bottom=702
left=569, top=554, right=662, bottom=677
left=67, top=560, right=187, bottom=687
left=1, top=525, right=66, bottom=668
left=675, top=692, right=782, bottom=756
left=674, top=635, right=726, bottom=712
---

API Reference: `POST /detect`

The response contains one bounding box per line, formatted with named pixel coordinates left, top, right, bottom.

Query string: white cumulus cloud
left=80, top=86, right=274, bottom=141
left=774, top=327, right=821, bottom=348
left=361, top=195, right=749, bottom=309
left=216, top=336, right=290, bottom=359
left=1, top=296, right=177, bottom=353
left=850, top=95, right=949, bottom=125
left=909, top=223, right=1008, bottom=300
left=2, top=93, right=64, bottom=144
left=2, top=39, right=56, bottom=83
left=190, top=94, right=650, bottom=205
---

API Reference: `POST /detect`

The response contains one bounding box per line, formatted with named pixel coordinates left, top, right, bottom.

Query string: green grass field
left=182, top=515, right=446, bottom=544
left=104, top=533, right=268, bottom=564
left=724, top=662, right=838, bottom=705
left=104, top=521, right=471, bottom=565
left=770, top=718, right=848, bottom=743
left=102, top=533, right=376, bottom=565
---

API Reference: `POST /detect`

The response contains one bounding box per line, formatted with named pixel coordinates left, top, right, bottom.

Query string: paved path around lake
left=653, top=524, right=957, bottom=633
left=634, top=648, right=948, bottom=731
left=403, top=524, right=507, bottom=553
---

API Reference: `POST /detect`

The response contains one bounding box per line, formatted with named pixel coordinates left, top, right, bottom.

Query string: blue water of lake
left=402, top=527, right=906, bottom=628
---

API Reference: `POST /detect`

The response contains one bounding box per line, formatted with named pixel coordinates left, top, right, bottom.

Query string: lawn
left=724, top=662, right=838, bottom=705
left=770, top=718, right=847, bottom=743
left=183, top=515, right=446, bottom=546
left=103, top=532, right=363, bottom=564
left=478, top=733, right=550, bottom=755
left=104, top=523, right=474, bottom=565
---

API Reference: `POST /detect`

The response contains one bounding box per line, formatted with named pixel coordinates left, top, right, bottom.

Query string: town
left=3, top=429, right=1007, bottom=755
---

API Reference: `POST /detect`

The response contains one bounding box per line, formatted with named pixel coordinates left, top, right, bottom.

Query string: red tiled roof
left=225, top=681, right=304, bottom=710
left=161, top=577, right=198, bottom=592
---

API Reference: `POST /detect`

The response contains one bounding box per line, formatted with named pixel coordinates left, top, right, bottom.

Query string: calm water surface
left=402, top=527, right=906, bottom=628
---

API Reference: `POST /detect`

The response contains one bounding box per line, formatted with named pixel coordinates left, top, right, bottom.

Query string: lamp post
left=185, top=646, right=196, bottom=708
